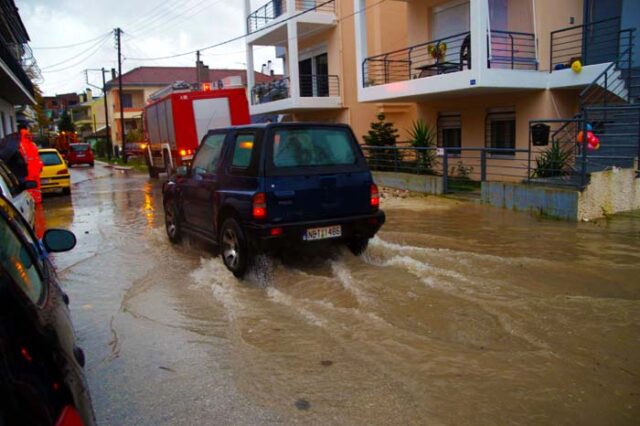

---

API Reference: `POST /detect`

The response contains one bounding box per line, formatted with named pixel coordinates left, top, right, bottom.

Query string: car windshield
left=40, top=152, right=62, bottom=166
left=272, top=128, right=357, bottom=168
left=70, top=144, right=90, bottom=152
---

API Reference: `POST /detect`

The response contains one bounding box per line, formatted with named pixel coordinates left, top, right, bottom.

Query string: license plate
left=77, top=154, right=85, bottom=157
left=304, top=225, right=341, bottom=241
left=41, top=178, right=50, bottom=184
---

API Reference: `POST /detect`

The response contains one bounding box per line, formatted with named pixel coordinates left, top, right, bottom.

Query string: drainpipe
left=353, top=0, right=368, bottom=96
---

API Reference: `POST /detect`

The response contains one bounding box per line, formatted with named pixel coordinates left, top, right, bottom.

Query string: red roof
left=105, top=66, right=277, bottom=88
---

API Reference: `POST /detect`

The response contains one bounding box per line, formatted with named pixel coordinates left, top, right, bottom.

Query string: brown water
left=45, top=167, right=640, bottom=425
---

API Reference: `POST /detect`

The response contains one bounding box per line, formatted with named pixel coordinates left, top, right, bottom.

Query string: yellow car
left=38, top=149, right=71, bottom=195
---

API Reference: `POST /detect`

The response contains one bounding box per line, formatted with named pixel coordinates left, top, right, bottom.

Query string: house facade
left=104, top=66, right=277, bottom=150
left=0, top=0, right=35, bottom=138
left=353, top=0, right=639, bottom=181
left=70, top=89, right=106, bottom=140
left=244, top=0, right=418, bottom=141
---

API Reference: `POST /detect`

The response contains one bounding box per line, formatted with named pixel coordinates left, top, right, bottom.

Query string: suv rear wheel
left=220, top=218, right=249, bottom=278
left=348, top=237, right=369, bottom=256
left=164, top=202, right=182, bottom=243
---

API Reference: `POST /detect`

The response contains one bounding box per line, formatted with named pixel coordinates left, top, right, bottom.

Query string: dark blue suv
left=162, top=123, right=385, bottom=277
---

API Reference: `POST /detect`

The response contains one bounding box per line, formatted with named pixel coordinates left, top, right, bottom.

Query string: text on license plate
left=304, top=225, right=342, bottom=241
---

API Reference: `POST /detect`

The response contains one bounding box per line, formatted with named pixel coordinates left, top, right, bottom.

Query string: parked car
left=0, top=194, right=95, bottom=425
left=38, top=149, right=71, bottom=195
left=67, top=143, right=94, bottom=167
left=0, top=159, right=35, bottom=227
left=162, top=123, right=385, bottom=278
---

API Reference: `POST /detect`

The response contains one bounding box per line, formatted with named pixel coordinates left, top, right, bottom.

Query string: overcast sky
left=17, top=0, right=278, bottom=96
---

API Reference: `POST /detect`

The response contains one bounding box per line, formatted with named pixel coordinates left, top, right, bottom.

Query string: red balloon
left=586, top=131, right=596, bottom=144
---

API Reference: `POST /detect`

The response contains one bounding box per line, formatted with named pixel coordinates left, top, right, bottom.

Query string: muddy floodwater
left=42, top=166, right=639, bottom=425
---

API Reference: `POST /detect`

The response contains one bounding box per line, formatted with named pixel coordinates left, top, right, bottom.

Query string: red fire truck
left=143, top=85, right=250, bottom=178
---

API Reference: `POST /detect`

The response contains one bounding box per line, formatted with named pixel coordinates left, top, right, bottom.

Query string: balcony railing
left=0, top=40, right=34, bottom=97
left=252, top=77, right=290, bottom=104
left=299, top=74, right=340, bottom=97
left=363, top=32, right=470, bottom=87
left=247, top=0, right=335, bottom=34
left=550, top=17, right=633, bottom=71
left=488, top=30, right=537, bottom=70
left=247, top=0, right=287, bottom=33
left=252, top=74, right=340, bottom=105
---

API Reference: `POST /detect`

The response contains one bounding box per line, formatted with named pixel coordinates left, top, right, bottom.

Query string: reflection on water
left=52, top=168, right=640, bottom=425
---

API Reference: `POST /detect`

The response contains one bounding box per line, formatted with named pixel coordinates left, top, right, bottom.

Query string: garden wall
left=372, top=171, right=443, bottom=195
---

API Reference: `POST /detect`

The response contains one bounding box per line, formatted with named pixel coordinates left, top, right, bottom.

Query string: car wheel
left=62, top=187, right=71, bottom=196
left=89, top=162, right=94, bottom=167
left=164, top=202, right=182, bottom=243
left=220, top=218, right=249, bottom=278
left=348, top=237, right=369, bottom=256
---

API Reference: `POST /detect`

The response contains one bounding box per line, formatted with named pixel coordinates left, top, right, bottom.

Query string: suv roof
left=211, top=122, right=353, bottom=132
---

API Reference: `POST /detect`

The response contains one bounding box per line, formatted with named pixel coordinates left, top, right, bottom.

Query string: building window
left=122, top=94, right=133, bottom=108
left=437, top=113, right=461, bottom=155
left=485, top=108, right=516, bottom=156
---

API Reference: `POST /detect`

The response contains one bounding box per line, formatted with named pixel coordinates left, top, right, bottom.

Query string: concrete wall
left=481, top=181, right=580, bottom=220
left=579, top=167, right=640, bottom=220
left=481, top=167, right=640, bottom=221
left=372, top=171, right=444, bottom=195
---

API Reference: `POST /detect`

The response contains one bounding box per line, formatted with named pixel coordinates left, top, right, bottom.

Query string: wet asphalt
left=41, top=163, right=640, bottom=425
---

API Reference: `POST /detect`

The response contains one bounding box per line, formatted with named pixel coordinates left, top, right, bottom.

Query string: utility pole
left=115, top=27, right=127, bottom=163
left=101, top=68, right=112, bottom=160
left=84, top=68, right=113, bottom=160
left=196, top=50, right=201, bottom=86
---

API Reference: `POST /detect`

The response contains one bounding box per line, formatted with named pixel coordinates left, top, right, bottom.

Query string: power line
left=127, top=0, right=214, bottom=39
left=41, top=37, right=111, bottom=74
left=40, top=34, right=111, bottom=70
left=31, top=32, right=112, bottom=50
left=125, top=0, right=356, bottom=61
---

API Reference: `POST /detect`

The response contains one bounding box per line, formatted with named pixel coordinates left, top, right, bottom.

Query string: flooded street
left=42, top=164, right=639, bottom=425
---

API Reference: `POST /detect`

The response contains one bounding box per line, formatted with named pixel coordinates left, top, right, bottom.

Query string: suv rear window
left=272, top=128, right=357, bottom=168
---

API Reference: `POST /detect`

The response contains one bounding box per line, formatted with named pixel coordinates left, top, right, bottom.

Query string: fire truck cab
left=143, top=83, right=250, bottom=178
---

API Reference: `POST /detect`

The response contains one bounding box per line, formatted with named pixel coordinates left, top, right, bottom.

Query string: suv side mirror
left=176, top=166, right=189, bottom=177
left=42, top=229, right=77, bottom=253
left=22, top=180, right=37, bottom=190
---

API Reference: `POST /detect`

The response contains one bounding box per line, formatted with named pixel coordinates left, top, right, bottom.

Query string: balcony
left=250, top=74, right=341, bottom=114
left=246, top=0, right=336, bottom=45
left=0, top=39, right=34, bottom=104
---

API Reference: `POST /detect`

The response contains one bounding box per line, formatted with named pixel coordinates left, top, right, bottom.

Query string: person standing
left=18, top=124, right=43, bottom=204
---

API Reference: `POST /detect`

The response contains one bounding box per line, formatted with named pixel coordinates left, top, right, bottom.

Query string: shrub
left=363, top=114, right=399, bottom=171
left=408, top=119, right=437, bottom=173
left=532, top=140, right=572, bottom=178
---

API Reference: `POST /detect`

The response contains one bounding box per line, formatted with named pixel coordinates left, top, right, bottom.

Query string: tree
left=408, top=119, right=437, bottom=173
left=363, top=113, right=399, bottom=147
left=363, top=114, right=399, bottom=171
left=57, top=109, right=75, bottom=132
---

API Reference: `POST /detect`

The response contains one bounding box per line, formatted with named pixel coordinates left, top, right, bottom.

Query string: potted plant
left=427, top=42, right=447, bottom=61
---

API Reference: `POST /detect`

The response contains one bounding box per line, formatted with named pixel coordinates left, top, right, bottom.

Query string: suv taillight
left=253, top=192, right=266, bottom=220
left=371, top=183, right=380, bottom=210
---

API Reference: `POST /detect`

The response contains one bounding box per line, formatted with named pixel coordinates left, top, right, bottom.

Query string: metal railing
left=361, top=145, right=531, bottom=193
left=247, top=0, right=335, bottom=33
left=488, top=30, right=537, bottom=70
left=252, top=74, right=339, bottom=104
left=296, top=0, right=335, bottom=13
left=362, top=31, right=470, bottom=87
left=252, top=77, right=290, bottom=105
left=579, top=31, right=635, bottom=107
left=299, top=74, right=339, bottom=97
left=0, top=40, right=34, bottom=97
left=550, top=17, right=632, bottom=71
left=529, top=105, right=640, bottom=188
left=247, top=0, right=287, bottom=33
